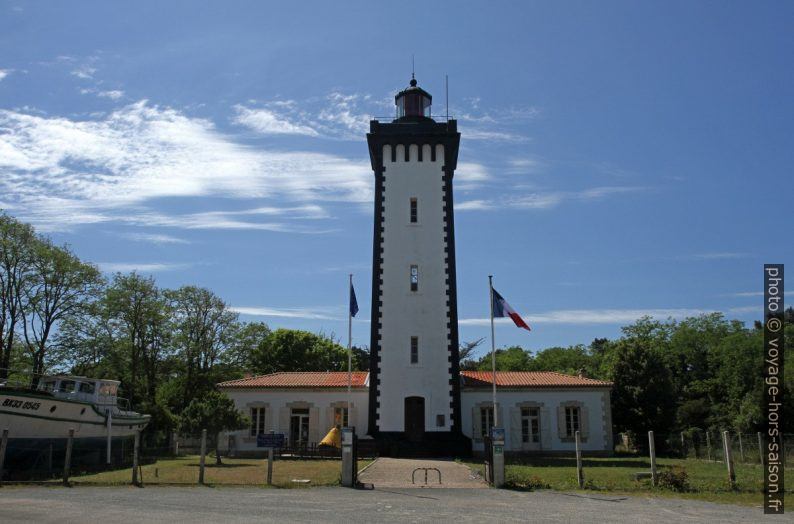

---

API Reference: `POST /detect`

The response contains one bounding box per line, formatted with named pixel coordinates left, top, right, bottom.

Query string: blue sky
left=1, top=1, right=791, bottom=360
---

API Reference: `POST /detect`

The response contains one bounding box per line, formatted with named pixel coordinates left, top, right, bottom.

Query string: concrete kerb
left=357, top=457, right=379, bottom=477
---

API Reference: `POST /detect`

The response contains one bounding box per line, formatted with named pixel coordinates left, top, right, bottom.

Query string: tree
left=252, top=329, right=350, bottom=374
left=178, top=390, right=248, bottom=465
left=222, top=321, right=270, bottom=372
left=459, top=338, right=484, bottom=367
left=352, top=345, right=370, bottom=371
left=610, top=339, right=676, bottom=450
left=528, top=345, right=593, bottom=376
left=475, top=346, right=532, bottom=371
left=102, top=273, right=171, bottom=407
left=0, top=214, right=36, bottom=379
left=20, top=240, right=103, bottom=380
left=166, top=286, right=239, bottom=411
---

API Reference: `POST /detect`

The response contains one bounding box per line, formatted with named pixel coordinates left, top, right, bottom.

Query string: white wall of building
left=377, top=143, right=453, bottom=433
left=461, top=389, right=613, bottom=452
left=220, top=388, right=369, bottom=453
left=219, top=385, right=613, bottom=454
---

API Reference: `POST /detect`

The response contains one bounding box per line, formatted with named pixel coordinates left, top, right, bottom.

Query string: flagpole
left=347, top=273, right=353, bottom=426
left=489, top=274, right=497, bottom=427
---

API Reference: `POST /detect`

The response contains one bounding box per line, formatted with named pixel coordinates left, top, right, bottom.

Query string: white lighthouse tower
left=367, top=77, right=469, bottom=454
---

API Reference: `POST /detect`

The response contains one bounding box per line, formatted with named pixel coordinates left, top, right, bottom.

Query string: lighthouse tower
left=367, top=77, right=468, bottom=454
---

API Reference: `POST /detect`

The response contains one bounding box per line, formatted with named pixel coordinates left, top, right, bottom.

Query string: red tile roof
left=461, top=371, right=611, bottom=388
left=218, top=371, right=369, bottom=389
left=218, top=371, right=609, bottom=389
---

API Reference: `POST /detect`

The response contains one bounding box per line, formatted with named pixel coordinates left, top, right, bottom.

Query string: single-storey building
left=217, top=370, right=612, bottom=455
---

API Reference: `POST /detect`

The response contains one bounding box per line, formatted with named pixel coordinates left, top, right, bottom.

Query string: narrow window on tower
left=410, top=336, right=418, bottom=364
left=410, top=265, right=418, bottom=292
left=410, top=197, right=418, bottom=223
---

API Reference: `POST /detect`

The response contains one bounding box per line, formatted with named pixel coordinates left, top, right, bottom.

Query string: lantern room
left=395, top=77, right=432, bottom=119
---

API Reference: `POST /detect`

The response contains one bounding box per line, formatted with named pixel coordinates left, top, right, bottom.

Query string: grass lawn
left=465, top=455, right=793, bottom=507
left=67, top=455, right=371, bottom=487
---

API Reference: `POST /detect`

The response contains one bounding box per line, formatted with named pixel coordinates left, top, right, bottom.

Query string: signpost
left=491, top=427, right=505, bottom=488
left=257, top=433, right=285, bottom=449
left=341, top=427, right=354, bottom=487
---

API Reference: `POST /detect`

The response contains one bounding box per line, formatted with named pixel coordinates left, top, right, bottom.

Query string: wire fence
left=0, top=429, right=372, bottom=486
left=618, top=430, right=791, bottom=466
left=499, top=430, right=793, bottom=494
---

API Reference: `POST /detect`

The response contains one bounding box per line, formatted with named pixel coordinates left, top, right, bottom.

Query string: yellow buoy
left=319, top=426, right=341, bottom=448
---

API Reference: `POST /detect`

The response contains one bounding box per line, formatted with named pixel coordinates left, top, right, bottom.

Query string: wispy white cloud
left=128, top=208, right=335, bottom=233
left=232, top=104, right=318, bottom=136
left=0, top=69, right=10, bottom=82
left=98, top=90, right=124, bottom=100
left=316, top=92, right=371, bottom=137
left=71, top=65, right=96, bottom=79
left=456, top=186, right=645, bottom=212
left=122, top=232, right=190, bottom=245
left=230, top=306, right=341, bottom=321
left=459, top=127, right=529, bottom=143
left=97, top=262, right=190, bottom=273
left=506, top=157, right=543, bottom=174
left=0, top=101, right=372, bottom=231
left=460, top=306, right=758, bottom=325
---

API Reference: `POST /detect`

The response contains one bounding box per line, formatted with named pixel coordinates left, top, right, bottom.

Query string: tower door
left=404, top=396, right=425, bottom=442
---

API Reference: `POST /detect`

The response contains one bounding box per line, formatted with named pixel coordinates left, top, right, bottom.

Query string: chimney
left=577, top=368, right=587, bottom=379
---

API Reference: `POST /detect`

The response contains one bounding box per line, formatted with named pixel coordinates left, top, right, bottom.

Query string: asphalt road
left=0, top=486, right=785, bottom=523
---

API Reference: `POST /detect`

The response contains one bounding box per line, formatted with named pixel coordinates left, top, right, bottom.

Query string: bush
left=658, top=467, right=690, bottom=492
left=507, top=474, right=551, bottom=491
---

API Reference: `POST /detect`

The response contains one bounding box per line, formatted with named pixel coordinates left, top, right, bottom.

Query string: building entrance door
left=404, top=396, right=425, bottom=442
left=290, top=408, right=310, bottom=446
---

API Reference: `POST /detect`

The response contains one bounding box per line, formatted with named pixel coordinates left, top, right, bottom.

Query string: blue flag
left=350, top=283, right=359, bottom=318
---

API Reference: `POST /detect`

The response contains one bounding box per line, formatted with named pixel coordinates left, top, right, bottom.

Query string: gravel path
left=358, top=457, right=487, bottom=488
left=0, top=485, right=781, bottom=523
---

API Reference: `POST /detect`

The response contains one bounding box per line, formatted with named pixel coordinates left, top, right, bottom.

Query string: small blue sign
left=257, top=433, right=285, bottom=448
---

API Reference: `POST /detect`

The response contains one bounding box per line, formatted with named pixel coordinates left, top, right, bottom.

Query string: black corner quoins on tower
left=366, top=92, right=462, bottom=436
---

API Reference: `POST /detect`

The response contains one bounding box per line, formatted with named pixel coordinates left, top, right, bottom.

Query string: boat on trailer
left=0, top=372, right=150, bottom=469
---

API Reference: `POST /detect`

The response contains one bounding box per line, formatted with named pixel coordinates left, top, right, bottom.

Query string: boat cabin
left=38, top=376, right=121, bottom=411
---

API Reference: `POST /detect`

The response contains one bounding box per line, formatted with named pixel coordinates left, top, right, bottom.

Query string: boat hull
left=0, top=390, right=149, bottom=439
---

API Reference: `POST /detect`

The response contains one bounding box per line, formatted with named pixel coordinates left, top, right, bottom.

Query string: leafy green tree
left=610, top=338, right=676, bottom=451
left=178, top=390, right=248, bottom=465
left=166, top=286, right=239, bottom=411
left=475, top=346, right=532, bottom=371
left=222, top=321, right=271, bottom=372
left=0, top=213, right=36, bottom=379
left=103, top=273, right=171, bottom=407
left=352, top=345, right=370, bottom=371
left=529, top=345, right=594, bottom=376
left=252, top=329, right=350, bottom=374
left=20, top=240, right=103, bottom=379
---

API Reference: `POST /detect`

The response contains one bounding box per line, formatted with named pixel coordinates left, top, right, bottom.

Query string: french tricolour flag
left=492, top=288, right=531, bottom=331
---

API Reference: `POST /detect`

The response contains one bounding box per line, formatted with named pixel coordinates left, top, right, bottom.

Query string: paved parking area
left=357, top=457, right=487, bottom=488
left=0, top=485, right=779, bottom=523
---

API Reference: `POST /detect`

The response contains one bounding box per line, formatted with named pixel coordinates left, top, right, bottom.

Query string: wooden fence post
left=0, top=429, right=8, bottom=484
left=199, top=429, right=207, bottom=485
left=63, top=429, right=74, bottom=486
left=757, top=431, right=764, bottom=465
left=648, top=431, right=657, bottom=487
left=267, top=447, right=273, bottom=485
left=575, top=431, right=584, bottom=488
left=132, top=430, right=140, bottom=486
left=738, top=433, right=744, bottom=463
left=723, top=431, right=735, bottom=488
left=706, top=431, right=712, bottom=461
left=780, top=432, right=786, bottom=469
left=680, top=432, right=686, bottom=458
